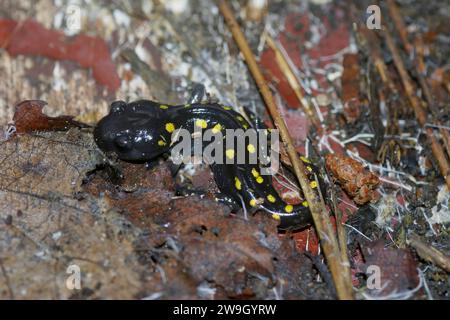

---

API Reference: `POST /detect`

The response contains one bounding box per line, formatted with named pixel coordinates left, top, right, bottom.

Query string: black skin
left=94, top=100, right=319, bottom=230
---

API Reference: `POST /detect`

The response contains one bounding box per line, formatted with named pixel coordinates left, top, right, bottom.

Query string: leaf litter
left=0, top=0, right=449, bottom=300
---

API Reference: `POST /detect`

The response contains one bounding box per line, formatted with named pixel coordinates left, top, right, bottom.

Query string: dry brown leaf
left=13, top=100, right=87, bottom=134
left=0, top=130, right=147, bottom=299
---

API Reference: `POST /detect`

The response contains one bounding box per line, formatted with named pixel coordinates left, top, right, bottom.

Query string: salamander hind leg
left=240, top=164, right=313, bottom=230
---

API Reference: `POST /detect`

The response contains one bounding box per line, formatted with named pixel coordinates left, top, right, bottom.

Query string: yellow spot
left=310, top=180, right=318, bottom=189
left=249, top=199, right=257, bottom=207
left=165, top=123, right=175, bottom=133
left=226, top=149, right=235, bottom=159
left=267, top=194, right=276, bottom=203
left=237, top=116, right=244, bottom=122
left=158, top=140, right=166, bottom=146
left=306, top=166, right=313, bottom=172
left=223, top=106, right=232, bottom=110
left=300, top=156, right=311, bottom=163
left=195, top=119, right=208, bottom=129
left=235, top=177, right=242, bottom=190
left=302, top=201, right=309, bottom=207
left=212, top=123, right=222, bottom=134
left=256, top=176, right=264, bottom=184
left=285, top=205, right=294, bottom=213
left=159, top=104, right=169, bottom=109
left=247, top=144, right=256, bottom=153
left=184, top=104, right=191, bottom=108
left=251, top=168, right=260, bottom=178
left=272, top=214, right=280, bottom=221
left=243, top=124, right=249, bottom=130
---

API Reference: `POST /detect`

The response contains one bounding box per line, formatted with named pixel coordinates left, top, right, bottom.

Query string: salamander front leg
left=214, top=193, right=241, bottom=212
left=242, top=106, right=269, bottom=130
left=187, top=83, right=206, bottom=104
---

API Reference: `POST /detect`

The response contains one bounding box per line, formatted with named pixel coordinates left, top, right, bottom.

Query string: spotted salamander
left=94, top=100, right=320, bottom=230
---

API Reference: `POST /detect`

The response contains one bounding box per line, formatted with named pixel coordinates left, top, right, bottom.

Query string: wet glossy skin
left=94, top=100, right=319, bottom=230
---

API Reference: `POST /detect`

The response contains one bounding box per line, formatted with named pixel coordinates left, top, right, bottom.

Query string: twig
left=336, top=212, right=348, bottom=253
left=407, top=233, right=450, bottom=273
left=386, top=0, right=412, bottom=54
left=218, top=0, right=353, bottom=300
left=329, top=180, right=352, bottom=267
left=414, top=52, right=450, bottom=158
left=356, top=26, right=396, bottom=92
left=304, top=252, right=336, bottom=294
left=264, top=34, right=322, bottom=132
left=383, top=30, right=450, bottom=188
left=385, top=0, right=450, bottom=159
left=343, top=223, right=372, bottom=242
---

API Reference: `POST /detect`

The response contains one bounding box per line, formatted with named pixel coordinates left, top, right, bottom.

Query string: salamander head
left=94, top=100, right=171, bottom=162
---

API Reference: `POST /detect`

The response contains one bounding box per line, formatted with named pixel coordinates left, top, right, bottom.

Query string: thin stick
left=383, top=31, right=450, bottom=188
left=358, top=1, right=450, bottom=187
left=385, top=0, right=450, bottom=159
left=331, top=184, right=352, bottom=282
left=386, top=0, right=412, bottom=53
left=336, top=209, right=350, bottom=273
left=218, top=1, right=353, bottom=299
left=264, top=34, right=322, bottom=132
left=408, top=233, right=450, bottom=273
left=357, top=27, right=396, bottom=92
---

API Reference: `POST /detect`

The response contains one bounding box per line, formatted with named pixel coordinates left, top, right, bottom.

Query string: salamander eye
left=110, top=100, right=127, bottom=113
left=115, top=135, right=133, bottom=149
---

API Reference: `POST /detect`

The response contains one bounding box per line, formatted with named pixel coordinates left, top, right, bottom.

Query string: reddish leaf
left=260, top=11, right=350, bottom=109
left=13, top=100, right=87, bottom=133
left=360, top=240, right=421, bottom=297
left=0, top=19, right=120, bottom=92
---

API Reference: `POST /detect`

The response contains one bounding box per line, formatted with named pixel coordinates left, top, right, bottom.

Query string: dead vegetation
left=0, top=0, right=448, bottom=299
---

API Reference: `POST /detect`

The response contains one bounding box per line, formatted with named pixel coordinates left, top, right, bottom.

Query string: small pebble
left=4, top=214, right=13, bottom=225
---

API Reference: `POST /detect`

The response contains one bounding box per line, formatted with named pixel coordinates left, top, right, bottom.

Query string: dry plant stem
left=417, top=62, right=450, bottom=159
left=331, top=187, right=351, bottom=278
left=385, top=0, right=450, bottom=159
left=415, top=61, right=450, bottom=157
left=336, top=210, right=349, bottom=271
left=264, top=35, right=322, bottom=132
left=218, top=0, right=353, bottom=299
left=358, top=26, right=396, bottom=92
left=408, top=233, right=450, bottom=273
left=386, top=0, right=412, bottom=53
left=383, top=31, right=450, bottom=188
left=358, top=19, right=449, bottom=185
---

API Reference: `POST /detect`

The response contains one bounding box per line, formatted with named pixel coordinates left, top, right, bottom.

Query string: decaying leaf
left=360, top=240, right=421, bottom=299
left=84, top=159, right=329, bottom=299
left=13, top=100, right=87, bottom=134
left=0, top=19, right=120, bottom=92
left=0, top=130, right=146, bottom=299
